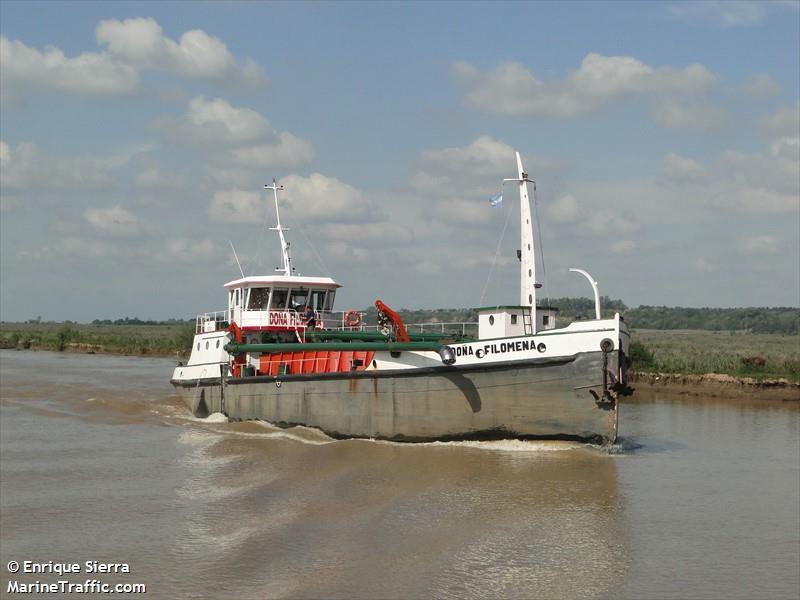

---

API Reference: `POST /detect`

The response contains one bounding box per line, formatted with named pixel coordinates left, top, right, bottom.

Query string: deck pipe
left=224, top=341, right=457, bottom=364
left=304, top=330, right=461, bottom=342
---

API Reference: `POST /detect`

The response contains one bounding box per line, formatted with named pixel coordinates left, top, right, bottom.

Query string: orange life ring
left=344, top=310, right=361, bottom=328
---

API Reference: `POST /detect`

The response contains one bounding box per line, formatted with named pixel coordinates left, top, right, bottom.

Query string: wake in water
left=181, top=412, right=598, bottom=454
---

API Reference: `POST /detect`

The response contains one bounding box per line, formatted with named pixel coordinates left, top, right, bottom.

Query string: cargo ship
left=171, top=152, right=632, bottom=443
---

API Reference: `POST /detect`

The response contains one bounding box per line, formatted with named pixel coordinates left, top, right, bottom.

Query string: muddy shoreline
left=629, top=372, right=799, bottom=401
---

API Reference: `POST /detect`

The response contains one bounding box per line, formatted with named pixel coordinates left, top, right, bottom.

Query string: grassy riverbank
left=630, top=329, right=799, bottom=383
left=0, top=321, right=194, bottom=357
left=1, top=321, right=798, bottom=384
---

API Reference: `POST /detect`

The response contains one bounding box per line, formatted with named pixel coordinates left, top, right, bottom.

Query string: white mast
left=264, top=178, right=294, bottom=277
left=516, top=152, right=537, bottom=311
left=504, top=152, right=538, bottom=318
left=503, top=152, right=541, bottom=333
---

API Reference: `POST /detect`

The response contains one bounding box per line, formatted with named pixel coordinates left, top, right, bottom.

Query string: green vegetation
left=0, top=321, right=195, bottom=357
left=630, top=330, right=800, bottom=382
left=624, top=306, right=799, bottom=335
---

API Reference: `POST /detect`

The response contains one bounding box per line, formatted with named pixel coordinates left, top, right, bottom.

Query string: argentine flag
left=489, top=192, right=503, bottom=207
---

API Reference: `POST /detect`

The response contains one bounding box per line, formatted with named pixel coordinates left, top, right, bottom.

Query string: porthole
left=205, top=341, right=209, bottom=350
left=216, top=340, right=220, bottom=349
left=528, top=294, right=533, bottom=304
left=196, top=342, right=200, bottom=351
left=489, top=315, right=495, bottom=325
left=528, top=269, right=531, bottom=277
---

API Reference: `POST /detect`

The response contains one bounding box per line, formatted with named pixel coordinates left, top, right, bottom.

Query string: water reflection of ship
left=175, top=428, right=628, bottom=598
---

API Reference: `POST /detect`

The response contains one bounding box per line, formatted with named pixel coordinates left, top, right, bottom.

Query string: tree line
left=9, top=300, right=799, bottom=335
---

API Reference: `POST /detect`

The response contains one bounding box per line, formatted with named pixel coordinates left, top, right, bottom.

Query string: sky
left=1, top=0, right=798, bottom=322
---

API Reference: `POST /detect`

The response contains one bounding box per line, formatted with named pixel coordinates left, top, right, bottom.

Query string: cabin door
left=230, top=288, right=244, bottom=326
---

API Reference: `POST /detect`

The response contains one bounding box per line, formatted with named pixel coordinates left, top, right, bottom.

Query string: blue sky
left=1, top=1, right=798, bottom=321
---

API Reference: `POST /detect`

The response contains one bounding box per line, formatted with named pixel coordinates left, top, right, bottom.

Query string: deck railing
left=196, top=309, right=478, bottom=338
left=196, top=311, right=228, bottom=333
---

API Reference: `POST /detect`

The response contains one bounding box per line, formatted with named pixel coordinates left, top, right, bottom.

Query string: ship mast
left=505, top=152, right=539, bottom=329
left=264, top=178, right=294, bottom=276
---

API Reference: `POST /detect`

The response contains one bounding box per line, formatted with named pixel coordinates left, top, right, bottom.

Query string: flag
left=489, top=192, right=503, bottom=207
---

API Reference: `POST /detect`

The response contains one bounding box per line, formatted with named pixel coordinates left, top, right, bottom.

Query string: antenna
left=229, top=240, right=245, bottom=278
left=264, top=178, right=294, bottom=277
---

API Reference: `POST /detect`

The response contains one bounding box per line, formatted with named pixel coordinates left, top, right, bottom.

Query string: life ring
left=344, top=310, right=361, bottom=328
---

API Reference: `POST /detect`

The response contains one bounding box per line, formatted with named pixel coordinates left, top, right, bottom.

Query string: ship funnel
left=438, top=346, right=456, bottom=365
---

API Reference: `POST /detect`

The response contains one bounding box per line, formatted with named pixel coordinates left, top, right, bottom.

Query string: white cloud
left=660, top=135, right=799, bottom=214
left=547, top=195, right=579, bottom=223
left=135, top=167, right=187, bottom=190
left=95, top=17, right=266, bottom=87
left=231, top=134, right=315, bottom=168
left=314, top=222, right=413, bottom=244
left=760, top=103, right=800, bottom=137
left=589, top=211, right=640, bottom=235
left=741, top=74, right=780, bottom=99
left=1, top=194, right=19, bottom=213
left=652, top=101, right=726, bottom=130
left=771, top=137, right=800, bottom=163
left=84, top=205, right=144, bottom=236
left=739, top=235, right=780, bottom=255
left=162, top=238, right=216, bottom=262
left=0, top=36, right=139, bottom=100
left=408, top=136, right=561, bottom=227
left=152, top=96, right=272, bottom=145
left=661, top=152, right=708, bottom=184
left=418, top=135, right=525, bottom=177
left=61, top=237, right=124, bottom=259
left=719, top=148, right=797, bottom=196
left=0, top=140, right=114, bottom=193
left=208, top=189, right=264, bottom=224
left=610, top=240, right=636, bottom=254
left=0, top=18, right=266, bottom=103
left=432, top=198, right=497, bottom=226
left=667, top=1, right=768, bottom=27
left=452, top=53, right=718, bottom=119
left=279, top=173, right=375, bottom=223
left=152, top=97, right=314, bottom=168
left=694, top=258, right=714, bottom=272
left=720, top=188, right=798, bottom=213
left=412, top=136, right=558, bottom=198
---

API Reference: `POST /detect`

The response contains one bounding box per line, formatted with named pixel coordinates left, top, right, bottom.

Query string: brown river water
left=1, top=350, right=798, bottom=599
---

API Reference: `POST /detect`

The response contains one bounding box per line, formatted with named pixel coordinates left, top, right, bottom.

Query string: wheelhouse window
left=324, top=291, right=336, bottom=311
left=289, top=289, right=309, bottom=310
left=310, top=289, right=326, bottom=311
left=248, top=288, right=270, bottom=310
left=271, top=288, right=289, bottom=310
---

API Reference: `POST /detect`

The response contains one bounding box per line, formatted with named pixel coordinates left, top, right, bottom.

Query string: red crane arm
left=374, top=300, right=410, bottom=343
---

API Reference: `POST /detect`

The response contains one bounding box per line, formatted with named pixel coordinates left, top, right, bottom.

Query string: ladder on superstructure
left=522, top=308, right=534, bottom=336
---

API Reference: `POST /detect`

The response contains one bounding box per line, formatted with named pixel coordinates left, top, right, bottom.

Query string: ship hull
left=171, top=350, right=619, bottom=443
